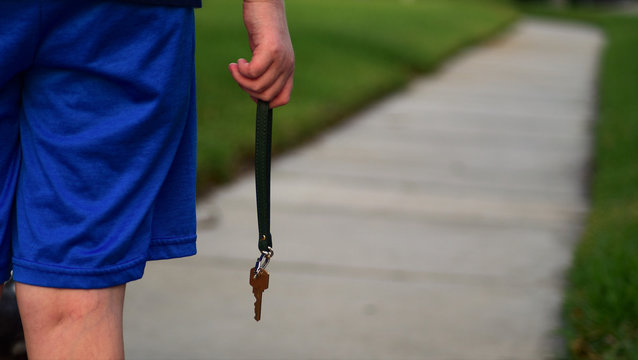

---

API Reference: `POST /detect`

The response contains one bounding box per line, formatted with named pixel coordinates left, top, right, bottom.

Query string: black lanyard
left=254, top=100, right=274, bottom=273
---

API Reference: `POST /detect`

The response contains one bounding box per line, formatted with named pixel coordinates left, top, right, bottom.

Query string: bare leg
left=16, top=283, right=126, bottom=360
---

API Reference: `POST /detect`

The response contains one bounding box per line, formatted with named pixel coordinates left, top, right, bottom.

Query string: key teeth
left=253, top=300, right=261, bottom=321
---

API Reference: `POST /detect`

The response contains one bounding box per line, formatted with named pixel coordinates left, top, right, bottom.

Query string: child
left=0, top=0, right=293, bottom=358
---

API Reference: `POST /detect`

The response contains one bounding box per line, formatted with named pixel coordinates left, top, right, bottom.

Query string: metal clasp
left=253, top=246, right=274, bottom=279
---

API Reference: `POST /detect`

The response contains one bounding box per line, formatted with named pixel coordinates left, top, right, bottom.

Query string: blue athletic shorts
left=0, top=1, right=197, bottom=289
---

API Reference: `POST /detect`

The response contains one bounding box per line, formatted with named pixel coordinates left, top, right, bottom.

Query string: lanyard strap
left=255, top=100, right=273, bottom=254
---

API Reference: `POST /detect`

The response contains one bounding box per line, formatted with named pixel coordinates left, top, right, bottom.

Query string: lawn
left=194, top=0, right=517, bottom=189
left=522, top=6, right=638, bottom=359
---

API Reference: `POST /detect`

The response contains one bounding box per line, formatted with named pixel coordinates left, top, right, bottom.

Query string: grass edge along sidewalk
left=194, top=0, right=518, bottom=190
left=523, top=7, right=638, bottom=360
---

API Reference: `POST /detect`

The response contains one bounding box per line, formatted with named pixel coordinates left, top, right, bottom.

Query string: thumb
left=238, top=51, right=273, bottom=79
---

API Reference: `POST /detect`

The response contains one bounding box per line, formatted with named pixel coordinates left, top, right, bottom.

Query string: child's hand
left=229, top=0, right=294, bottom=108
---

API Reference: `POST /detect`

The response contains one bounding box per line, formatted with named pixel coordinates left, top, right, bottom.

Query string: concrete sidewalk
left=124, top=19, right=602, bottom=360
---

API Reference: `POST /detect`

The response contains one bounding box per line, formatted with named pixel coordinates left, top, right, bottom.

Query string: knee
left=15, top=283, right=126, bottom=360
left=16, top=283, right=126, bottom=329
left=49, top=291, right=104, bottom=327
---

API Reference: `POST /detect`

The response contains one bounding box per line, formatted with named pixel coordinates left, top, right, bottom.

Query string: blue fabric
left=120, top=0, right=202, bottom=8
left=0, top=0, right=197, bottom=289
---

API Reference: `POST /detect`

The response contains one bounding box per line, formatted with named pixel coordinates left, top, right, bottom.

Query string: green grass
left=522, top=6, right=638, bottom=359
left=194, top=0, right=517, bottom=190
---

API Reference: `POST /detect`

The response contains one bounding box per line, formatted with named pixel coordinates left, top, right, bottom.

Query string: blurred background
left=129, top=0, right=638, bottom=359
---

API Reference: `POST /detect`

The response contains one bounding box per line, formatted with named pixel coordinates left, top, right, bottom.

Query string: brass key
left=250, top=267, right=269, bottom=321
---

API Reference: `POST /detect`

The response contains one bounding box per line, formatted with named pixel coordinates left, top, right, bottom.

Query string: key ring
left=253, top=246, right=274, bottom=279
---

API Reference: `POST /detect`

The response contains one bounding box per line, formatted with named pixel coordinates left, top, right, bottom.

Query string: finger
left=231, top=60, right=291, bottom=101
left=238, top=66, right=281, bottom=95
left=238, top=50, right=274, bottom=79
left=229, top=62, right=261, bottom=92
left=231, top=57, right=280, bottom=94
left=230, top=62, right=258, bottom=96
left=269, top=76, right=294, bottom=108
left=259, top=69, right=290, bottom=102
left=265, top=64, right=295, bottom=101
left=229, top=77, right=267, bottom=104
left=228, top=62, right=241, bottom=82
left=230, top=58, right=294, bottom=106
